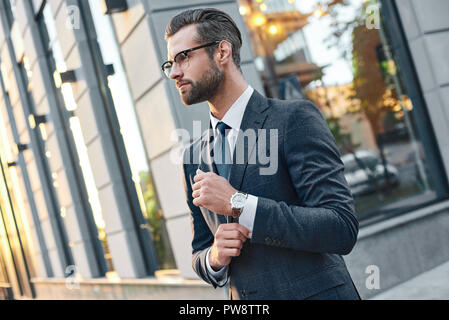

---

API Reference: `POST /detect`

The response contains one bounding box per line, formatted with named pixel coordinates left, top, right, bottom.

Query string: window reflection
left=87, top=0, right=176, bottom=270
left=239, top=0, right=436, bottom=222
left=0, top=99, right=35, bottom=297
left=41, top=3, right=114, bottom=272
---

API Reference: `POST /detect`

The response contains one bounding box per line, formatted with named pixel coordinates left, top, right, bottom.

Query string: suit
left=182, top=89, right=360, bottom=300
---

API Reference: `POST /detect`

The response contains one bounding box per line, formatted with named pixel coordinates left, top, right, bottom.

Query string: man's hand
left=192, top=169, right=237, bottom=216
left=209, top=223, right=251, bottom=271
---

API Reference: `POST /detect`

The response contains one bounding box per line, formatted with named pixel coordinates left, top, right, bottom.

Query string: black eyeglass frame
left=161, top=40, right=221, bottom=77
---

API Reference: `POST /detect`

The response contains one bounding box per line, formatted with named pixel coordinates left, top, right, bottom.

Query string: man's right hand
left=209, top=223, right=251, bottom=271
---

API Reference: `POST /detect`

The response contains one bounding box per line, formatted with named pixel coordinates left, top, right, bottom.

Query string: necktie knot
left=216, top=121, right=231, bottom=138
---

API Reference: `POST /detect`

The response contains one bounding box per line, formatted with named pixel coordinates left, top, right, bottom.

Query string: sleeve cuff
left=206, top=248, right=228, bottom=286
left=238, top=195, right=258, bottom=237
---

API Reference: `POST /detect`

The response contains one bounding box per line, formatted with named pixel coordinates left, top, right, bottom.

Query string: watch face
left=232, top=193, right=246, bottom=209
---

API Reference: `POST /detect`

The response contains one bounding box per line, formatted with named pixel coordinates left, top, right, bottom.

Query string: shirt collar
left=210, top=85, right=254, bottom=132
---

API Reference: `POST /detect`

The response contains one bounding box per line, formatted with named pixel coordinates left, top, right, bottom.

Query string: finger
left=192, top=181, right=202, bottom=191
left=221, top=223, right=251, bottom=239
left=222, top=248, right=241, bottom=257
left=234, top=224, right=251, bottom=239
left=221, top=239, right=243, bottom=249
left=220, top=230, right=248, bottom=242
left=192, top=189, right=200, bottom=198
left=192, top=197, right=203, bottom=207
left=193, top=171, right=206, bottom=183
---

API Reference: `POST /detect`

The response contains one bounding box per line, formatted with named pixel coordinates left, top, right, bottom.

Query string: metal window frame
left=0, top=69, right=54, bottom=280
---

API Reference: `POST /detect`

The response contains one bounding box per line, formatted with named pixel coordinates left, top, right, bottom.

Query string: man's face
left=167, top=25, right=223, bottom=105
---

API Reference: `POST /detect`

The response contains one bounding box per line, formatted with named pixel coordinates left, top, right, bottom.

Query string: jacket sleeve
left=250, top=101, right=359, bottom=255
left=181, top=146, right=227, bottom=288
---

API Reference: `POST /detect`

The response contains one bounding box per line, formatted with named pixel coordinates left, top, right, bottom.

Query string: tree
left=324, top=0, right=401, bottom=138
left=351, top=25, right=395, bottom=137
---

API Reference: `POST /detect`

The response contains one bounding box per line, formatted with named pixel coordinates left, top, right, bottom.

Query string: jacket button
left=241, top=290, right=246, bottom=298
left=264, top=237, right=272, bottom=244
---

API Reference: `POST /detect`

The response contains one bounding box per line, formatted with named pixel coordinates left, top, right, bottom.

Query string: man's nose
left=169, top=63, right=183, bottom=80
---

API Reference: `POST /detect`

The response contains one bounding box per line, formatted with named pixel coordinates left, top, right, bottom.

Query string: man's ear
left=217, top=40, right=233, bottom=65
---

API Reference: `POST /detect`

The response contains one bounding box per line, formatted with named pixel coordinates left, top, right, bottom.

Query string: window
left=38, top=2, right=112, bottom=273
left=87, top=0, right=176, bottom=270
left=239, top=0, right=447, bottom=224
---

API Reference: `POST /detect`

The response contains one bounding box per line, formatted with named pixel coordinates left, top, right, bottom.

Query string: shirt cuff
left=239, top=195, right=258, bottom=237
left=206, top=248, right=228, bottom=286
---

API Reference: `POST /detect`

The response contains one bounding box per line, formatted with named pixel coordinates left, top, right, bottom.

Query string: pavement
left=370, top=260, right=449, bottom=300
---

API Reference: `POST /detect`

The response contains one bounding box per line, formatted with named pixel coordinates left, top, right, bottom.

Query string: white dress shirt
left=205, top=85, right=259, bottom=285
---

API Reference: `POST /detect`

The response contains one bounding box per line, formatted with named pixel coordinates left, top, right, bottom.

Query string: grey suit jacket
left=182, top=90, right=360, bottom=300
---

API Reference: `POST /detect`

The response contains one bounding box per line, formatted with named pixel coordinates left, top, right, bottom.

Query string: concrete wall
left=31, top=277, right=226, bottom=300
left=345, top=200, right=449, bottom=299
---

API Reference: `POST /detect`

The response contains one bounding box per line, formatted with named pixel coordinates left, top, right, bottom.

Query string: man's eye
left=175, top=52, right=188, bottom=63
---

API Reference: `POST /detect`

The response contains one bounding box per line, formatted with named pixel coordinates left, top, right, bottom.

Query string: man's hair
left=165, top=8, right=242, bottom=71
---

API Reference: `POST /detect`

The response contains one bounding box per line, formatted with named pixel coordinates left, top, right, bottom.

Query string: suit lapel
left=198, top=125, right=228, bottom=225
left=198, top=125, right=217, bottom=174
left=228, top=90, right=269, bottom=191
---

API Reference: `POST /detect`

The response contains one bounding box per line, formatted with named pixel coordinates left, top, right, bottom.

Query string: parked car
left=341, top=150, right=400, bottom=197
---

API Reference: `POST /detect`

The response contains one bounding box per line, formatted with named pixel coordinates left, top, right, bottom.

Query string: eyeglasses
left=161, top=41, right=221, bottom=78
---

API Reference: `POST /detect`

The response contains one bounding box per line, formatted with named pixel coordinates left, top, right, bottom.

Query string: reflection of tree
left=351, top=25, right=397, bottom=137
left=139, top=171, right=176, bottom=270
left=325, top=116, right=355, bottom=152
left=325, top=1, right=400, bottom=138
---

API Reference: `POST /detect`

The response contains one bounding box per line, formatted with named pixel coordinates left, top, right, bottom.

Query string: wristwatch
left=230, top=192, right=248, bottom=219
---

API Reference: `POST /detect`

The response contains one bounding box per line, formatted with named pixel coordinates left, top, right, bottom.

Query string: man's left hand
left=192, top=169, right=236, bottom=216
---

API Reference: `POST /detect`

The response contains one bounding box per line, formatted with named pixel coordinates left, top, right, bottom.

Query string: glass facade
left=39, top=1, right=113, bottom=273
left=238, top=0, right=446, bottom=224
left=87, top=0, right=176, bottom=270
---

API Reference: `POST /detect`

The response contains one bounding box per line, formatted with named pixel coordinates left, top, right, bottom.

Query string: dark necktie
left=215, top=122, right=234, bottom=296
left=215, top=121, right=232, bottom=180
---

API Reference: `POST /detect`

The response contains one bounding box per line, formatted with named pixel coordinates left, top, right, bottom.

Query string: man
left=163, top=8, right=360, bottom=300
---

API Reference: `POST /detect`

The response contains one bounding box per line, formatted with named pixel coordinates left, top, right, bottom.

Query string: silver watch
left=230, top=192, right=248, bottom=219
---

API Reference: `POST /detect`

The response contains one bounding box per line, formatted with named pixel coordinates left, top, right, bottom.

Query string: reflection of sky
left=88, top=0, right=149, bottom=175
left=294, top=0, right=363, bottom=87
left=43, top=4, right=105, bottom=229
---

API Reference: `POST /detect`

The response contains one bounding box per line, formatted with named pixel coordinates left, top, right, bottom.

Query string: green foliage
left=139, top=171, right=176, bottom=270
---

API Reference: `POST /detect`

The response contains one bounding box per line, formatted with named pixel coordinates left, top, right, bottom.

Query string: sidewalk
left=370, top=261, right=449, bottom=300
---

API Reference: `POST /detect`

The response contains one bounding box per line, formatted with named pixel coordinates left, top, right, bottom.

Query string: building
left=0, top=0, right=448, bottom=300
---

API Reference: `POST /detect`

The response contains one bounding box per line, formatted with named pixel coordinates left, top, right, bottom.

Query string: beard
left=180, top=59, right=224, bottom=105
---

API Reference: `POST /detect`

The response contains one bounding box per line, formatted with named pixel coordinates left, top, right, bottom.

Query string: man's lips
left=177, top=82, right=190, bottom=89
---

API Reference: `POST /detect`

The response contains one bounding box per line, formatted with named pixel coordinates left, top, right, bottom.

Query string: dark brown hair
left=165, top=8, right=243, bottom=71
